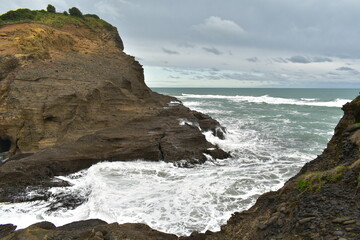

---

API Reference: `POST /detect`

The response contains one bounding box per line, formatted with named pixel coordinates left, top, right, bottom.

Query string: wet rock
left=333, top=231, right=344, bottom=236
left=299, top=217, right=316, bottom=224
left=0, top=224, right=16, bottom=238
left=28, top=221, right=56, bottom=230
left=57, top=219, right=107, bottom=231
left=342, top=220, right=356, bottom=225
left=0, top=220, right=177, bottom=240
left=332, top=217, right=353, bottom=224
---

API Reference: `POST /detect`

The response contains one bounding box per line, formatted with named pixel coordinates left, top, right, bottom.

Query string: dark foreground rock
left=0, top=219, right=177, bottom=240
left=0, top=21, right=228, bottom=202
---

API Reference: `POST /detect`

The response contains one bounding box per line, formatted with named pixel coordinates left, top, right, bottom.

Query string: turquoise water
left=0, top=88, right=357, bottom=236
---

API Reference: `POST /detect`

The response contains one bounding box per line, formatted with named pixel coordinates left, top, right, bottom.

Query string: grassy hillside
left=0, top=8, right=115, bottom=32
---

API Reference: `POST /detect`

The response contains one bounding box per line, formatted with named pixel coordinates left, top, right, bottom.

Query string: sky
left=1, top=0, right=360, bottom=88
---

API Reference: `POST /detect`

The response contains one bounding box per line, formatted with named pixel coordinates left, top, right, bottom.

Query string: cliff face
left=184, top=97, right=360, bottom=240
left=0, top=21, right=228, bottom=201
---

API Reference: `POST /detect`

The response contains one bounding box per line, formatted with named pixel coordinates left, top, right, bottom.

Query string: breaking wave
left=178, top=94, right=350, bottom=108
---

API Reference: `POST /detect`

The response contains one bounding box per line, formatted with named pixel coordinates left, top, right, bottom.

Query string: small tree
left=63, top=11, right=69, bottom=16
left=68, top=7, right=83, bottom=17
left=46, top=4, right=56, bottom=13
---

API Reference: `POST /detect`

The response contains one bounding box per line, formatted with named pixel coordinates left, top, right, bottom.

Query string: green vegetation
left=297, top=165, right=345, bottom=192
left=84, top=14, right=100, bottom=19
left=46, top=4, right=56, bottom=13
left=0, top=7, right=115, bottom=33
left=0, top=8, right=36, bottom=22
left=68, top=7, right=83, bottom=17
left=354, top=123, right=360, bottom=126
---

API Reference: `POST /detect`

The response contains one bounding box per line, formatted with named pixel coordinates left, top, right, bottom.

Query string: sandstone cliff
left=0, top=11, right=228, bottom=201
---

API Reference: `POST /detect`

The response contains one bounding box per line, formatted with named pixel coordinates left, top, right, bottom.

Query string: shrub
left=63, top=11, right=69, bottom=16
left=84, top=14, right=100, bottom=19
left=69, top=7, right=83, bottom=17
left=46, top=4, right=56, bottom=13
left=0, top=8, right=35, bottom=21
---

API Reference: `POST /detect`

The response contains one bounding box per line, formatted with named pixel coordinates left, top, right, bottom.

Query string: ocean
left=0, top=88, right=357, bottom=236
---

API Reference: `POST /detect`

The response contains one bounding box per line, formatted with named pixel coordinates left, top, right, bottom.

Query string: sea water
left=0, top=88, right=357, bottom=236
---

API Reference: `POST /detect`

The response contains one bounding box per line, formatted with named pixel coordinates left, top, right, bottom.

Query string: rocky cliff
left=0, top=11, right=228, bottom=202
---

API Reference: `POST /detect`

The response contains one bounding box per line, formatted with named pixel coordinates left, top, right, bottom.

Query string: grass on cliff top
left=0, top=8, right=116, bottom=32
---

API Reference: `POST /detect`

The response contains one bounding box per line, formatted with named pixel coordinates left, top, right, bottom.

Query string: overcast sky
left=1, top=0, right=360, bottom=88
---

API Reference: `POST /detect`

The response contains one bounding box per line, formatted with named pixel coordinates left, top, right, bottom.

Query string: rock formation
left=0, top=13, right=228, bottom=202
left=0, top=220, right=178, bottom=240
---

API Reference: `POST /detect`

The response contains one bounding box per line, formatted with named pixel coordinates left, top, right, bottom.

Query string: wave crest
left=179, top=94, right=350, bottom=107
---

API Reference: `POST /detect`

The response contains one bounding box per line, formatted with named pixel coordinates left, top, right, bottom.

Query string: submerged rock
left=0, top=17, right=228, bottom=201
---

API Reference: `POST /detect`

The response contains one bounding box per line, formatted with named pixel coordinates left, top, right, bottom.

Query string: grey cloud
left=162, top=48, right=179, bottom=55
left=169, top=75, right=180, bottom=79
left=336, top=66, right=355, bottom=71
left=177, top=42, right=195, bottom=48
left=336, top=66, right=359, bottom=74
left=288, top=56, right=332, bottom=64
left=192, top=71, right=265, bottom=82
left=272, top=57, right=288, bottom=63
left=202, top=47, right=222, bottom=55
left=312, top=57, right=332, bottom=63
left=288, top=56, right=311, bottom=63
left=247, top=57, right=258, bottom=62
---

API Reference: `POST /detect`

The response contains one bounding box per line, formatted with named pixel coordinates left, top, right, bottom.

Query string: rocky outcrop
left=182, top=96, right=360, bottom=239
left=0, top=219, right=177, bottom=240
left=0, top=21, right=228, bottom=201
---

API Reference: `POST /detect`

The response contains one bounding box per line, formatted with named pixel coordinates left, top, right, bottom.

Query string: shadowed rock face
left=0, top=23, right=229, bottom=201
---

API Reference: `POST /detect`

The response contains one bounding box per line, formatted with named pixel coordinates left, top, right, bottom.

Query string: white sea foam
left=0, top=158, right=287, bottom=235
left=0, top=131, right=312, bottom=236
left=178, top=94, right=350, bottom=108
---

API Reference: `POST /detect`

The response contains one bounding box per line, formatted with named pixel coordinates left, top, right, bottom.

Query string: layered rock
left=0, top=20, right=228, bottom=201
